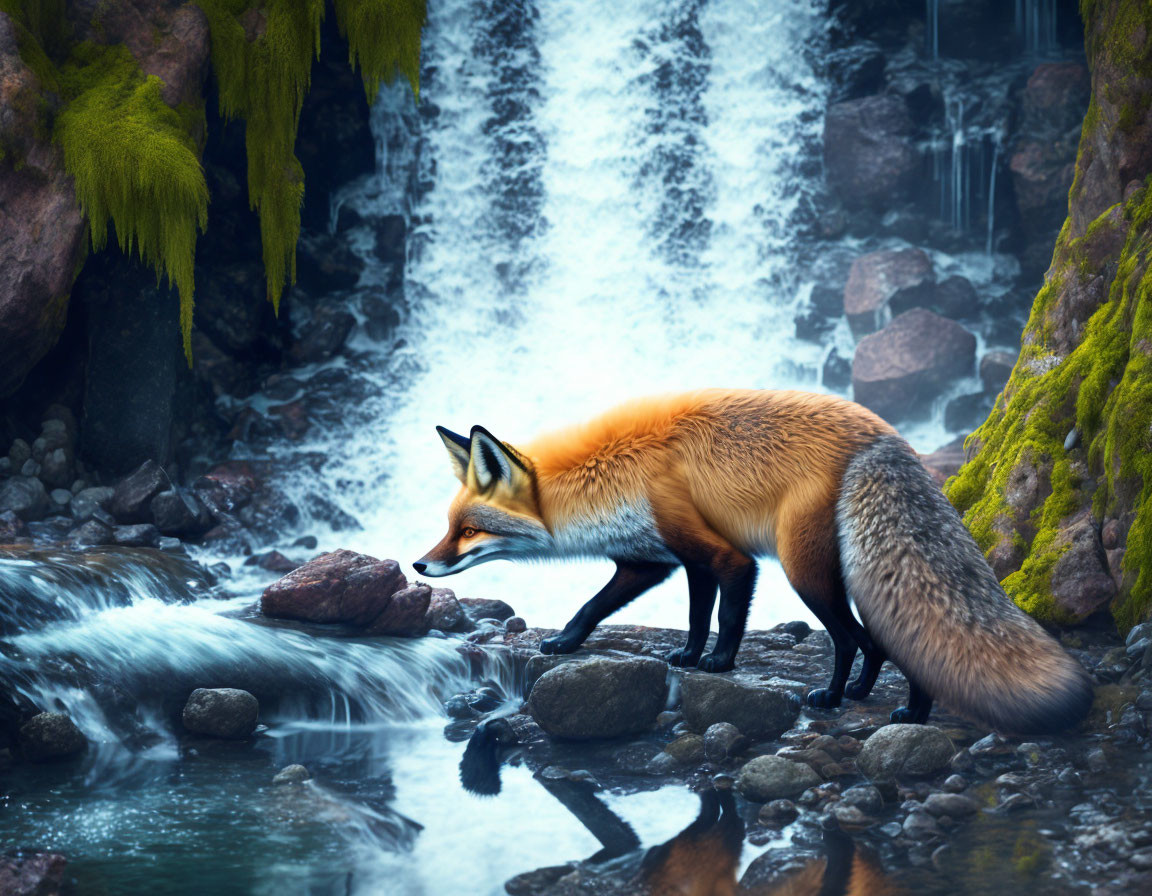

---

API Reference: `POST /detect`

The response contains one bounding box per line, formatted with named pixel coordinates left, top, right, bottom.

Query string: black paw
left=806, top=688, right=842, bottom=709
left=697, top=652, right=735, bottom=673
left=539, top=632, right=583, bottom=655
left=844, top=679, right=873, bottom=701
left=664, top=647, right=702, bottom=668
left=890, top=706, right=924, bottom=724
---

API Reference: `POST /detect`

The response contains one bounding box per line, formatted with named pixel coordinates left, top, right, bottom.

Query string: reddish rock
left=843, top=248, right=934, bottom=337
left=824, top=95, right=917, bottom=211
left=261, top=549, right=428, bottom=636
left=193, top=461, right=259, bottom=516
left=0, top=852, right=67, bottom=896
left=852, top=309, right=977, bottom=421
left=426, top=587, right=472, bottom=633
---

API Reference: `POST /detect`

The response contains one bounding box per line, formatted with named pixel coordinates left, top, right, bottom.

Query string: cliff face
left=948, top=0, right=1152, bottom=632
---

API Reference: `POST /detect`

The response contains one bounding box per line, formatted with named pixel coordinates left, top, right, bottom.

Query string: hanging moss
left=332, top=0, right=426, bottom=100
left=55, top=44, right=209, bottom=360
left=194, top=0, right=425, bottom=313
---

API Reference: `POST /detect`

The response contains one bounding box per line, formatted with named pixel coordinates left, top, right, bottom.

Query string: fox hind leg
left=891, top=679, right=933, bottom=724
left=540, top=561, right=675, bottom=655
left=839, top=603, right=887, bottom=701
left=697, top=557, right=756, bottom=673
left=665, top=565, right=718, bottom=668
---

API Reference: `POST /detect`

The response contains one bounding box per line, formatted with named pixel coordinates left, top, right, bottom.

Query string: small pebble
left=273, top=764, right=312, bottom=785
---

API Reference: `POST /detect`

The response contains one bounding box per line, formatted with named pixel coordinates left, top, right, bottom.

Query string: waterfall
left=1016, top=0, right=1060, bottom=56
left=926, top=0, right=940, bottom=60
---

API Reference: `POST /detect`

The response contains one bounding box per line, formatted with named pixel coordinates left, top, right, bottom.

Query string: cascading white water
left=268, top=0, right=843, bottom=631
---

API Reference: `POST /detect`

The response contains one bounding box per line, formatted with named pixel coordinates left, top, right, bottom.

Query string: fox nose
left=413, top=561, right=428, bottom=575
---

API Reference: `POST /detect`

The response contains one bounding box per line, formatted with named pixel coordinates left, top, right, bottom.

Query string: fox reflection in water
left=460, top=719, right=902, bottom=895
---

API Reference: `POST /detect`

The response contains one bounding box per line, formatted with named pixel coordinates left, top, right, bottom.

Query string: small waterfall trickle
left=926, top=0, right=940, bottom=60
left=1016, top=0, right=1060, bottom=57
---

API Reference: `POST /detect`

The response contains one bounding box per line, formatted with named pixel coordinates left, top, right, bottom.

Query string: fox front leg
left=665, top=565, right=718, bottom=667
left=540, top=561, right=675, bottom=655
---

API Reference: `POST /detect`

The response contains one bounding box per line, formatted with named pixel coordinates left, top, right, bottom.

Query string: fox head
left=414, top=425, right=551, bottom=576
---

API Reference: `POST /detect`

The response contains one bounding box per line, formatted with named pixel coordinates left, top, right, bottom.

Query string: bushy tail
left=837, top=435, right=1093, bottom=735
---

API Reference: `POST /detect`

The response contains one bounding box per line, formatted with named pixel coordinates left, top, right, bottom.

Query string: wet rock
left=0, top=510, right=29, bottom=540
left=843, top=248, right=934, bottom=336
left=824, top=94, right=917, bottom=211
left=758, top=799, right=799, bottom=825
left=7, top=439, right=31, bottom=469
left=704, top=722, right=746, bottom=761
left=425, top=587, right=472, bottom=633
left=920, top=437, right=966, bottom=487
left=1049, top=510, right=1117, bottom=621
left=67, top=520, right=113, bottom=547
left=680, top=674, right=799, bottom=740
left=110, top=460, right=170, bottom=523
left=111, top=524, right=161, bottom=548
left=193, top=461, right=259, bottom=517
left=0, top=852, right=67, bottom=896
left=182, top=688, right=259, bottom=739
left=20, top=712, right=86, bottom=761
left=527, top=656, right=668, bottom=739
left=39, top=448, right=73, bottom=490
left=822, top=347, right=852, bottom=391
left=295, top=232, right=364, bottom=294
left=942, top=774, right=968, bottom=793
left=0, top=476, right=48, bottom=521
left=244, top=550, right=299, bottom=573
left=460, top=597, right=516, bottom=624
left=664, top=733, right=706, bottom=765
left=980, top=350, right=1017, bottom=395
left=903, top=809, right=943, bottom=841
left=890, top=274, right=978, bottom=321
left=505, top=615, right=527, bottom=634
left=289, top=301, right=357, bottom=365
left=852, top=309, right=977, bottom=422
left=857, top=724, right=955, bottom=781
left=261, top=549, right=410, bottom=626
left=49, top=488, right=72, bottom=509
left=70, top=486, right=115, bottom=523
left=922, top=792, right=979, bottom=817
left=364, top=583, right=432, bottom=637
left=273, top=764, right=312, bottom=785
left=944, top=392, right=994, bottom=433
left=840, top=784, right=884, bottom=814
left=736, top=755, right=822, bottom=802
left=151, top=489, right=209, bottom=536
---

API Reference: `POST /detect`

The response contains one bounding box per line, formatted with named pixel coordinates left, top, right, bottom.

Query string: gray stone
left=527, top=656, right=668, bottom=739
left=19, top=459, right=38, bottom=477
left=679, top=674, right=799, bottom=740
left=840, top=784, right=884, bottom=814
left=857, top=724, right=955, bottom=781
left=182, top=688, right=259, bottom=739
left=7, top=438, right=31, bottom=468
left=20, top=712, right=86, bottom=761
left=758, top=799, right=799, bottom=825
left=1049, top=510, right=1117, bottom=621
left=67, top=520, right=113, bottom=547
left=71, top=486, right=115, bottom=522
left=150, top=489, right=208, bottom=535
left=736, top=755, right=822, bottom=802
left=111, top=524, right=161, bottom=548
left=110, top=460, right=170, bottom=523
left=0, top=475, right=48, bottom=521
left=980, top=350, right=1018, bottom=395
left=39, top=447, right=72, bottom=489
left=704, top=722, right=745, bottom=761
left=459, top=597, right=516, bottom=623
left=903, top=810, right=943, bottom=841
left=922, top=792, right=980, bottom=817
left=0, top=510, right=29, bottom=540
left=273, top=764, right=312, bottom=785
left=504, top=615, right=527, bottom=634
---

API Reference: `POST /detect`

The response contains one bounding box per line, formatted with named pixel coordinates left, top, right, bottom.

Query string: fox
left=416, top=389, right=1093, bottom=733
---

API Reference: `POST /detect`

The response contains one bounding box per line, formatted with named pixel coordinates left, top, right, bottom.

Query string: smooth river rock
left=857, top=723, right=955, bottom=781
left=182, top=688, right=259, bottom=739
left=19, top=712, right=87, bottom=761
left=527, top=656, right=668, bottom=739
left=736, top=755, right=822, bottom=802
left=679, top=673, right=799, bottom=740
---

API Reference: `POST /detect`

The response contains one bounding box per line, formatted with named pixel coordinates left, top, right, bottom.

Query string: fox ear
left=437, top=426, right=472, bottom=484
left=468, top=426, right=531, bottom=494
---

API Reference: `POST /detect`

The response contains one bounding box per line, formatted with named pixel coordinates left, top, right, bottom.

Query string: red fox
left=416, top=389, right=1092, bottom=733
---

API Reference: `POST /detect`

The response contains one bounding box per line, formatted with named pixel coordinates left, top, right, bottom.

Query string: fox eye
left=462, top=527, right=478, bottom=538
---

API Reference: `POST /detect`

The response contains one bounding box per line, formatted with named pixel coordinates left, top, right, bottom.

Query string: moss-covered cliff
left=948, top=0, right=1152, bottom=632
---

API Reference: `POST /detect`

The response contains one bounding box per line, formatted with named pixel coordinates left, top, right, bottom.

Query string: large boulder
left=527, top=656, right=668, bottom=739
left=20, top=712, right=87, bottom=761
left=679, top=674, right=800, bottom=740
left=843, top=248, right=934, bottom=337
left=852, top=309, right=977, bottom=422
left=857, top=724, right=955, bottom=781
left=0, top=476, right=48, bottom=522
left=824, top=94, right=917, bottom=210
left=182, top=688, right=259, bottom=739
left=1049, top=510, right=1117, bottom=621
left=736, top=755, right=822, bottom=802
left=261, top=550, right=428, bottom=636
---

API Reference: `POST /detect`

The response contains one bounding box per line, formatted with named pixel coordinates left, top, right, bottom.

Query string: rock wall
left=948, top=0, right=1152, bottom=631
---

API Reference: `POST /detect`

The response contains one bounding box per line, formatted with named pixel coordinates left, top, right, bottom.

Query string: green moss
left=333, top=0, right=426, bottom=100
left=55, top=43, right=208, bottom=360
